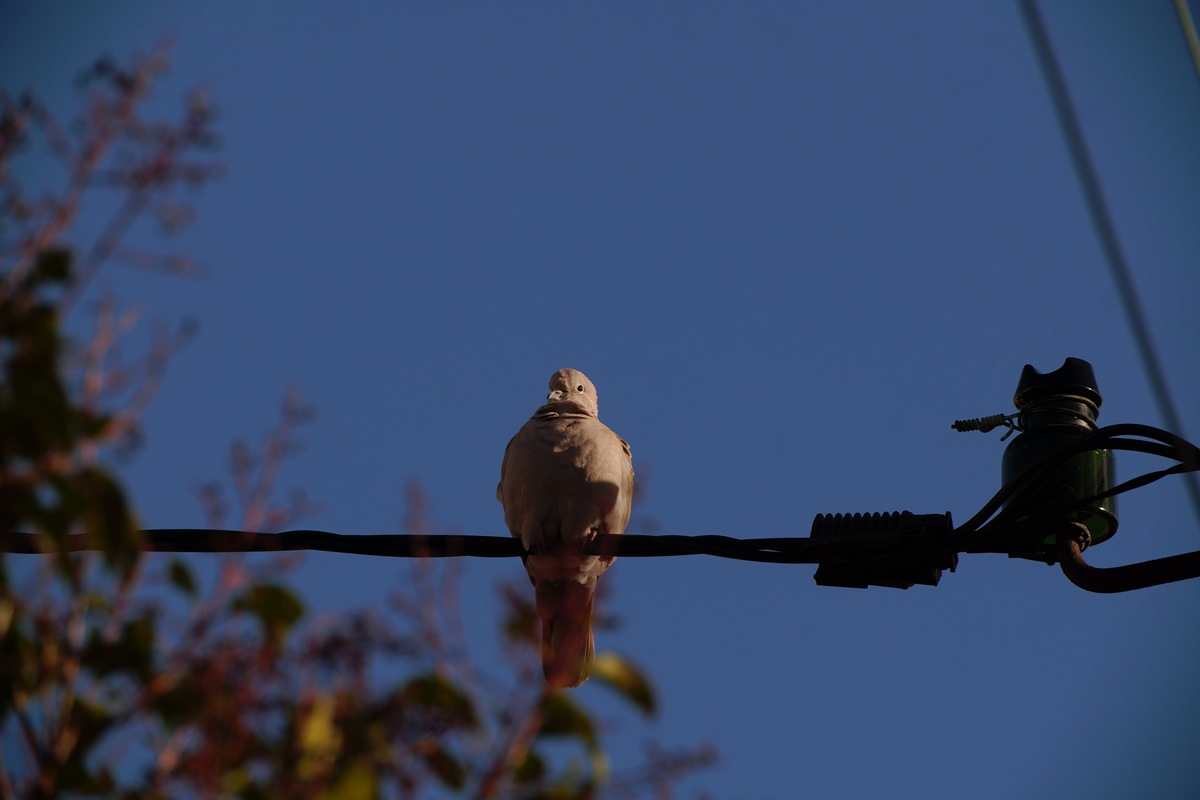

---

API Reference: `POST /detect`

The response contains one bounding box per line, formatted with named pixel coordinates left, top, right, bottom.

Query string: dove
left=497, top=369, right=633, bottom=689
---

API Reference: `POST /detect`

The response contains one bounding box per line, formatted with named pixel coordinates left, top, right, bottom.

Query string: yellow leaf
left=591, top=652, right=657, bottom=717
left=298, top=693, right=342, bottom=781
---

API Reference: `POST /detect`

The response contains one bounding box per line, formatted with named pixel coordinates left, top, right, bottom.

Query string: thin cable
left=4, top=435, right=1195, bottom=562
left=1018, top=0, right=1200, bottom=529
left=6, top=425, right=1199, bottom=585
left=953, top=424, right=1200, bottom=550
left=1175, top=0, right=1200, bottom=88
left=0, top=530, right=830, bottom=564
left=952, top=425, right=1169, bottom=536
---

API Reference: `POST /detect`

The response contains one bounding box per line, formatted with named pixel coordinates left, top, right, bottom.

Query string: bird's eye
left=576, top=384, right=585, bottom=392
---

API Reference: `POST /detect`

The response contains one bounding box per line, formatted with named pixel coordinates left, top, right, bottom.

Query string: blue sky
left=4, top=2, right=1200, bottom=796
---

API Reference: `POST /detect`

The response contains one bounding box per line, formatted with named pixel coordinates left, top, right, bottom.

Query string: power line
left=6, top=427, right=1200, bottom=592
left=1018, top=0, right=1200, bottom=529
left=0, top=528, right=864, bottom=564
left=1175, top=0, right=1200, bottom=88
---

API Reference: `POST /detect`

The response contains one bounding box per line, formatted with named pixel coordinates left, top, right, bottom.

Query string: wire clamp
left=951, top=412, right=1023, bottom=441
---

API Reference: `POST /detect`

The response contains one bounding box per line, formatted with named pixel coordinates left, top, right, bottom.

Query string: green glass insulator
left=1000, top=358, right=1117, bottom=550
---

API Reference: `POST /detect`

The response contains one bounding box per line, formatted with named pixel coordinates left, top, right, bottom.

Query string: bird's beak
left=547, top=389, right=563, bottom=402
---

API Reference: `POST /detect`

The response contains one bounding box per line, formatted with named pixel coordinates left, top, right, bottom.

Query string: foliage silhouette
left=0, top=44, right=714, bottom=799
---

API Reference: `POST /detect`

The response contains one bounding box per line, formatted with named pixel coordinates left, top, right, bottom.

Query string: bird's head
left=545, top=368, right=599, bottom=417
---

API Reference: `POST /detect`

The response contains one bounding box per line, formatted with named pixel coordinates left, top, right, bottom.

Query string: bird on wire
left=497, top=369, right=634, bottom=688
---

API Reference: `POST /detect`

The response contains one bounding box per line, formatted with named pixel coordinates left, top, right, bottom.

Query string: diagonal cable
left=1018, top=0, right=1200, bottom=529
left=1175, top=0, right=1200, bottom=88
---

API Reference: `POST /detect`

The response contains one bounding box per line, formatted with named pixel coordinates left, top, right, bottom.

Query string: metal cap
left=1014, top=357, right=1102, bottom=410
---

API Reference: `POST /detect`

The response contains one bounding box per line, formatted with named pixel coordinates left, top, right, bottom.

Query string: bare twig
left=26, top=96, right=79, bottom=170
left=242, top=388, right=313, bottom=533
left=473, top=701, right=544, bottom=800
left=2, top=46, right=156, bottom=297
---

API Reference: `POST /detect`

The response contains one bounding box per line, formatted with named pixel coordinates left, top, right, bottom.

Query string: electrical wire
left=960, top=430, right=1197, bottom=548
left=0, top=529, right=835, bottom=564
left=952, top=423, right=1200, bottom=551
left=1175, top=0, right=1200, bottom=88
left=5, top=423, right=1196, bottom=563
left=5, top=425, right=1199, bottom=596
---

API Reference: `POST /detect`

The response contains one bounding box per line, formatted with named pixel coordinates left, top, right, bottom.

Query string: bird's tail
left=535, top=579, right=595, bottom=689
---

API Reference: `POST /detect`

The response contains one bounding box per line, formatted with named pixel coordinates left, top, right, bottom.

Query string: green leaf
left=537, top=693, right=596, bottom=747
left=590, top=652, right=657, bottom=717
left=220, top=766, right=253, bottom=797
left=417, top=743, right=466, bottom=790
left=55, top=697, right=116, bottom=792
left=536, top=693, right=610, bottom=784
left=150, top=678, right=202, bottom=728
left=0, top=598, right=13, bottom=638
left=82, top=611, right=156, bottom=681
left=321, top=759, right=379, bottom=800
left=399, top=674, right=478, bottom=730
left=33, top=246, right=73, bottom=284
left=74, top=467, right=140, bottom=578
left=233, top=583, right=305, bottom=646
left=502, top=590, right=539, bottom=645
left=0, top=604, right=37, bottom=699
left=168, top=559, right=197, bottom=597
left=513, top=749, right=546, bottom=784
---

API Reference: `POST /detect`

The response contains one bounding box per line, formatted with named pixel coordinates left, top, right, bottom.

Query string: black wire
left=1104, top=422, right=1200, bottom=461
left=953, top=431, right=1105, bottom=537
left=952, top=424, right=1200, bottom=549
left=1013, top=463, right=1198, bottom=525
left=1, top=530, right=830, bottom=564
left=967, top=446, right=1171, bottom=541
left=1019, top=0, right=1200, bottom=528
left=5, top=424, right=1198, bottom=564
